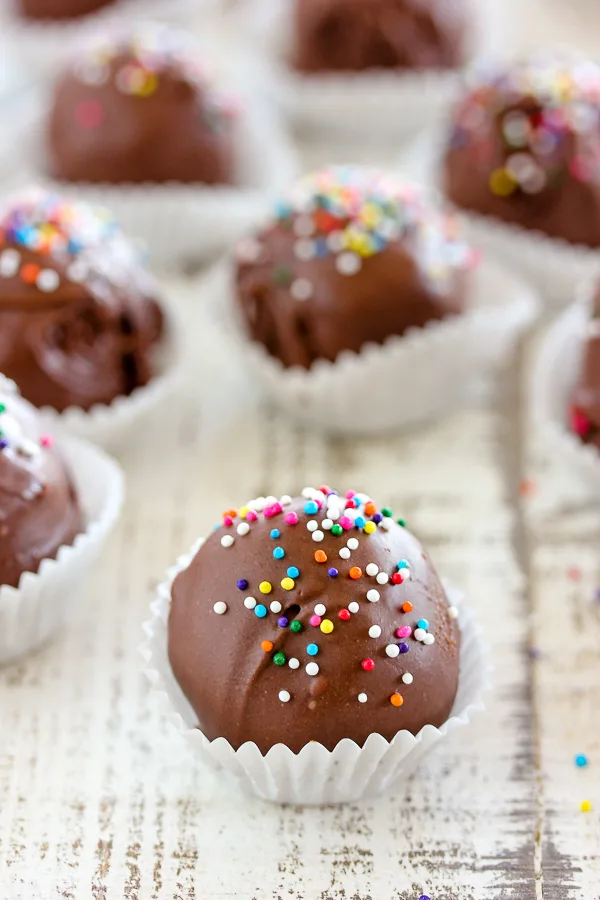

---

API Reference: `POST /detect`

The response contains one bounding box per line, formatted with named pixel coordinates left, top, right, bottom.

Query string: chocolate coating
left=169, top=488, right=461, bottom=753
left=0, top=378, right=81, bottom=588
left=235, top=167, right=473, bottom=368
left=293, top=0, right=468, bottom=73
left=18, top=0, right=114, bottom=20
left=571, top=287, right=600, bottom=447
left=47, top=28, right=236, bottom=185
left=0, top=189, right=164, bottom=413
left=444, top=59, right=600, bottom=247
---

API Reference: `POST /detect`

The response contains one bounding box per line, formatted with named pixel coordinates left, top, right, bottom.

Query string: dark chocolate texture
left=18, top=0, right=115, bottom=20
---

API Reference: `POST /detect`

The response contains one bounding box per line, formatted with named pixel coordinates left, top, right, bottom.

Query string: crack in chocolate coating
left=0, top=380, right=81, bottom=588
left=18, top=0, right=115, bottom=19
left=168, top=491, right=460, bottom=754
left=293, top=0, right=467, bottom=73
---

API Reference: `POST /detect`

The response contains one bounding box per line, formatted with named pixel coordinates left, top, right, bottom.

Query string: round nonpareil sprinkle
left=306, top=662, right=319, bottom=676
left=259, top=581, right=272, bottom=594
left=402, top=672, right=414, bottom=685
left=348, top=602, right=360, bottom=614
left=390, top=693, right=404, bottom=707
left=261, top=640, right=273, bottom=652
left=357, top=693, right=368, bottom=703
left=289, top=657, right=300, bottom=669
left=244, top=596, right=256, bottom=609
left=279, top=690, right=291, bottom=702
left=368, top=625, right=382, bottom=638
left=221, top=535, right=234, bottom=548
left=320, top=619, right=334, bottom=634
left=254, top=604, right=267, bottom=618
left=366, top=589, right=380, bottom=603
left=270, top=601, right=282, bottom=613
left=213, top=601, right=227, bottom=615
left=362, top=658, right=375, bottom=671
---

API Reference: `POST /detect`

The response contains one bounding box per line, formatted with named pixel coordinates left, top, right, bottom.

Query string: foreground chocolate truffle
left=444, top=58, right=600, bottom=247
left=293, top=0, right=468, bottom=73
left=0, top=377, right=81, bottom=588
left=169, top=487, right=461, bottom=753
left=570, top=290, right=600, bottom=447
left=0, top=188, right=164, bottom=412
left=18, top=0, right=114, bottom=19
left=235, top=166, right=475, bottom=368
left=47, top=26, right=238, bottom=184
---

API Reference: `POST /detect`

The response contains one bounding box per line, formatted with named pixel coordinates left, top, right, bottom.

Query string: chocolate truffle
left=0, top=188, right=164, bottom=412
left=169, top=487, right=461, bottom=753
left=570, top=289, right=600, bottom=447
left=293, top=0, right=468, bottom=73
left=235, top=166, right=475, bottom=368
left=0, top=377, right=81, bottom=588
left=444, top=58, right=600, bottom=247
left=18, top=0, right=115, bottom=20
left=47, top=27, right=238, bottom=184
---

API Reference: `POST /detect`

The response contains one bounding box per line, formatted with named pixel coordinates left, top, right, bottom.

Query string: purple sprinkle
left=419, top=896, right=430, bottom=900
left=0, top=439, right=7, bottom=450
left=372, top=513, right=383, bottom=524
left=398, top=642, right=409, bottom=654
left=278, top=616, right=289, bottom=628
left=328, top=567, right=338, bottom=578
left=236, top=579, right=248, bottom=591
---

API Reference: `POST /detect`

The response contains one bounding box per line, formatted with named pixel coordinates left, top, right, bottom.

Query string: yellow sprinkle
left=138, top=72, right=158, bottom=97
left=364, top=521, right=376, bottom=534
left=320, top=619, right=334, bottom=634
left=281, top=577, right=295, bottom=591
left=489, top=168, right=517, bottom=197
left=581, top=800, right=592, bottom=813
left=239, top=506, right=249, bottom=519
left=259, top=581, right=272, bottom=594
left=358, top=203, right=382, bottom=229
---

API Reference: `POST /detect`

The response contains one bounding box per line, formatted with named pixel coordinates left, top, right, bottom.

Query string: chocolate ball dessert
left=47, top=26, right=238, bottom=184
left=571, top=288, right=600, bottom=447
left=169, top=486, right=461, bottom=753
left=0, top=188, right=164, bottom=412
left=293, top=0, right=468, bottom=73
left=444, top=58, right=600, bottom=247
left=0, top=377, right=81, bottom=588
left=235, top=166, right=475, bottom=368
left=18, top=0, right=115, bottom=19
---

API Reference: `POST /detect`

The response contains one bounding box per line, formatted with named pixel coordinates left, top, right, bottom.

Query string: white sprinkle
left=357, top=692, right=368, bottom=703
left=423, top=633, right=435, bottom=645
left=314, top=603, right=326, bottom=616
left=279, top=690, right=291, bottom=703
left=366, top=563, right=379, bottom=577
left=265, top=495, right=278, bottom=505
left=307, top=520, right=318, bottom=532
left=386, top=643, right=400, bottom=658
left=366, top=589, right=380, bottom=603
left=36, top=269, right=60, bottom=293
left=294, top=239, right=316, bottom=261
left=368, top=625, right=381, bottom=638
left=306, top=662, right=319, bottom=676
left=0, top=248, right=20, bottom=277
left=376, top=572, right=389, bottom=585
left=66, top=260, right=88, bottom=283
left=327, top=507, right=341, bottom=520
left=270, top=601, right=282, bottom=614
left=414, top=628, right=426, bottom=642
left=348, top=602, right=360, bottom=614
left=290, top=278, right=313, bottom=301
left=402, top=672, right=414, bottom=685
left=449, top=605, right=459, bottom=619
left=220, top=535, right=234, bottom=548
left=213, top=601, right=227, bottom=615
left=312, top=530, right=324, bottom=542
left=339, top=547, right=351, bottom=560
left=347, top=538, right=359, bottom=550
left=244, top=596, right=256, bottom=609
left=321, top=518, right=333, bottom=530
left=237, top=522, right=250, bottom=536
left=302, top=487, right=315, bottom=498
left=336, top=251, right=362, bottom=276
left=327, top=230, right=344, bottom=252
left=280, top=494, right=293, bottom=506
left=288, top=657, right=300, bottom=669
left=313, top=491, right=326, bottom=503
left=381, top=518, right=394, bottom=531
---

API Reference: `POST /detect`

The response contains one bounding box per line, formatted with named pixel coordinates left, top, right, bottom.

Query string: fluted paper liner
left=0, top=435, right=124, bottom=665
left=532, top=285, right=600, bottom=492
left=203, top=256, right=538, bottom=434
left=142, top=546, right=489, bottom=805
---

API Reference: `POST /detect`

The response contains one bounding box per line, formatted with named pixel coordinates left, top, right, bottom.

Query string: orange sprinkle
left=223, top=508, right=237, bottom=518
left=365, top=502, right=376, bottom=516
left=261, top=640, right=273, bottom=652
left=21, top=263, right=40, bottom=284
left=402, top=601, right=413, bottom=613
left=314, top=550, right=327, bottom=563
left=390, top=693, right=404, bottom=707
left=349, top=566, right=362, bottom=580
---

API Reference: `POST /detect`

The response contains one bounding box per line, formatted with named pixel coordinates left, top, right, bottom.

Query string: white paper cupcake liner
left=37, top=303, right=186, bottom=450
left=142, top=544, right=489, bottom=806
left=531, top=285, right=600, bottom=493
left=240, top=0, right=508, bottom=140
left=1, top=95, right=299, bottom=271
left=0, top=434, right=124, bottom=665
left=203, top=256, right=538, bottom=434
left=399, top=124, right=600, bottom=308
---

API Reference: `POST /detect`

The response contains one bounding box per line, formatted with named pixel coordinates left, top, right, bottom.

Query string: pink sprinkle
left=246, top=510, right=258, bottom=522
left=396, top=626, right=412, bottom=639
left=309, top=615, right=322, bottom=627
left=223, top=515, right=233, bottom=527
left=40, top=434, right=53, bottom=448
left=345, top=490, right=356, bottom=499
left=339, top=516, right=353, bottom=530
left=345, top=499, right=357, bottom=509
left=284, top=512, right=299, bottom=525
left=571, top=406, right=591, bottom=437
left=264, top=502, right=283, bottom=518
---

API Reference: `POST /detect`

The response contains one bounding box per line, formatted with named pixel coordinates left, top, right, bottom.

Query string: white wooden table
left=2, top=2, right=600, bottom=897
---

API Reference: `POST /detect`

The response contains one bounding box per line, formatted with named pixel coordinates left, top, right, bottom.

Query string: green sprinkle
left=290, top=620, right=302, bottom=633
left=331, top=524, right=343, bottom=536
left=272, top=266, right=293, bottom=286
left=396, top=518, right=406, bottom=527
left=381, top=507, right=392, bottom=518
left=273, top=652, right=287, bottom=666
left=0, top=404, right=5, bottom=415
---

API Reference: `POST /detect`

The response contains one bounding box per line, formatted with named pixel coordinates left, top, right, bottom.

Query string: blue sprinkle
left=328, top=567, right=338, bottom=578
left=417, top=619, right=429, bottom=631
left=354, top=516, right=366, bottom=528
left=397, top=559, right=410, bottom=570
left=315, top=238, right=329, bottom=258
left=575, top=754, right=589, bottom=767
left=270, top=529, right=281, bottom=539
left=306, top=643, right=319, bottom=656
left=254, top=605, right=267, bottom=618
left=304, top=500, right=319, bottom=515
left=287, top=566, right=300, bottom=578
left=273, top=547, right=285, bottom=560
